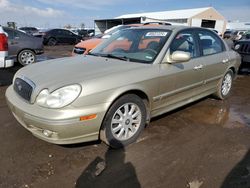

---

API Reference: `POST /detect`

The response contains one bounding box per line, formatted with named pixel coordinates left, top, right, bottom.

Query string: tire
left=100, top=94, right=146, bottom=148
left=213, top=69, right=234, bottom=100
left=47, top=38, right=57, bottom=46
left=17, top=50, right=36, bottom=66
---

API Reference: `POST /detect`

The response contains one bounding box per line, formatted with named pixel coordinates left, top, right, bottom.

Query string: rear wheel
left=214, top=69, right=234, bottom=100
left=100, top=94, right=146, bottom=148
left=47, top=38, right=57, bottom=46
left=17, top=50, right=36, bottom=66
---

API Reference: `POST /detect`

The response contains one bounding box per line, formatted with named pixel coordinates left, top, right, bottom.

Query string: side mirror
left=171, top=51, right=191, bottom=62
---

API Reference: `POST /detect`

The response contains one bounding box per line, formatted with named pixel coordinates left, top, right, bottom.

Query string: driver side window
left=170, top=31, right=197, bottom=58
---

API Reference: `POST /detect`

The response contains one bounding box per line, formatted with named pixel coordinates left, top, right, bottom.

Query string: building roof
left=116, top=7, right=212, bottom=20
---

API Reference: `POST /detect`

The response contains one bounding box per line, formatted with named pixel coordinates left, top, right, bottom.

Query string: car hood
left=75, top=38, right=103, bottom=49
left=15, top=55, right=148, bottom=92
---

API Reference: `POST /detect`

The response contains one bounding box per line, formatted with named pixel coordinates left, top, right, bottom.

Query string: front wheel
left=214, top=69, right=234, bottom=100
left=100, top=94, right=146, bottom=148
left=17, top=50, right=36, bottom=66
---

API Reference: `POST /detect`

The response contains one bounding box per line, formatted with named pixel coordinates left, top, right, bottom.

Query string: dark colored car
left=3, top=27, right=44, bottom=66
left=77, top=29, right=95, bottom=38
left=234, top=38, right=250, bottom=69
left=241, top=31, right=250, bottom=40
left=19, top=27, right=39, bottom=36
left=43, top=29, right=82, bottom=46
left=223, top=30, right=233, bottom=39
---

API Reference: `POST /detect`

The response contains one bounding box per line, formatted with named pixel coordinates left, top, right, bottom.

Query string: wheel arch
left=99, top=89, right=151, bottom=140
left=46, top=37, right=57, bottom=45
left=228, top=66, right=236, bottom=79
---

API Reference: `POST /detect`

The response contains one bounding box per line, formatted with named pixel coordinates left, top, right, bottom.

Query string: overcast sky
left=0, top=0, right=250, bottom=28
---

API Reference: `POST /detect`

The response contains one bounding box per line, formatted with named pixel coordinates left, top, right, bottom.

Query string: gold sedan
left=6, top=26, right=241, bottom=148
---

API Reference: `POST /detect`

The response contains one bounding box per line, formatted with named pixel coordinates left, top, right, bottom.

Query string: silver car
left=6, top=26, right=241, bottom=148
left=3, top=27, right=44, bottom=66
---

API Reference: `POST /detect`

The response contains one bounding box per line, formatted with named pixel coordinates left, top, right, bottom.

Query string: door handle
left=193, top=65, right=203, bottom=70
left=222, top=59, right=229, bottom=63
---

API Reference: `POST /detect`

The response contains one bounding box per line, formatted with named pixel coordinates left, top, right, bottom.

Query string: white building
left=94, top=7, right=227, bottom=34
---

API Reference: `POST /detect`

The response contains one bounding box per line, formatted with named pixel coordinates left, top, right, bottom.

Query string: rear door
left=196, top=29, right=229, bottom=90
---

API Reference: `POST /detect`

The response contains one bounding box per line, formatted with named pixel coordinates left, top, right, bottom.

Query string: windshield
left=104, top=25, right=131, bottom=35
left=90, top=28, right=171, bottom=64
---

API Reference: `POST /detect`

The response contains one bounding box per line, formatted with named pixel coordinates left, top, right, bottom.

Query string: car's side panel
left=202, top=52, right=228, bottom=90
left=153, top=58, right=205, bottom=114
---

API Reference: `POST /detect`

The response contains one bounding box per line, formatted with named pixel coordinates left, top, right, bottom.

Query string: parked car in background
left=234, top=34, right=250, bottom=69
left=241, top=31, right=250, bottom=40
left=77, top=29, right=95, bottom=39
left=19, top=27, right=39, bottom=36
left=223, top=30, right=233, bottom=39
left=6, top=26, right=241, bottom=148
left=3, top=27, right=44, bottom=66
left=43, top=29, right=82, bottom=46
left=231, top=30, right=246, bottom=42
left=72, top=25, right=135, bottom=55
left=0, top=26, right=14, bottom=68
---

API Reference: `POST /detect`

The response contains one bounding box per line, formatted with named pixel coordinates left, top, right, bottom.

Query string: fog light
left=43, top=130, right=53, bottom=137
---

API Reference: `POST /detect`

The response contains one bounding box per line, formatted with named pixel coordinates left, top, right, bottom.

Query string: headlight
left=234, top=44, right=240, bottom=50
left=36, top=84, right=81, bottom=108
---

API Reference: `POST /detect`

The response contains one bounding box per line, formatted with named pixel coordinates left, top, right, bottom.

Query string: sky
left=0, top=0, right=250, bottom=28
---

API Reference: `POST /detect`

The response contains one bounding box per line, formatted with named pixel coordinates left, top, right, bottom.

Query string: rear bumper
left=0, top=53, right=14, bottom=68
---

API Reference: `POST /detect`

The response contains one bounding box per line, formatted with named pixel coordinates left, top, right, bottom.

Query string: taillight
left=0, top=33, right=8, bottom=51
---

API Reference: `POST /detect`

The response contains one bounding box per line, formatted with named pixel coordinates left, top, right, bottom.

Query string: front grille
left=238, top=43, right=250, bottom=54
left=14, top=78, right=34, bottom=102
left=73, top=47, right=86, bottom=55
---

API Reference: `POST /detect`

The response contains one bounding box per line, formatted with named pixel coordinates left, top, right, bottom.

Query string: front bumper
left=5, top=86, right=109, bottom=144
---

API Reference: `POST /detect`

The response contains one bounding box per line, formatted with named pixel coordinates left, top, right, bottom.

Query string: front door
left=156, top=30, right=205, bottom=111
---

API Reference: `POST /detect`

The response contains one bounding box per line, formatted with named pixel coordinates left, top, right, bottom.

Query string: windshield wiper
left=88, top=52, right=130, bottom=61
left=99, top=53, right=130, bottom=61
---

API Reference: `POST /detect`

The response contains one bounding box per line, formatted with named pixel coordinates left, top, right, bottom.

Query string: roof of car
left=128, top=25, right=217, bottom=33
left=130, top=25, right=191, bottom=31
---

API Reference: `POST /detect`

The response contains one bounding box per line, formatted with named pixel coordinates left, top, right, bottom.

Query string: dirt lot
left=0, top=46, right=249, bottom=188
